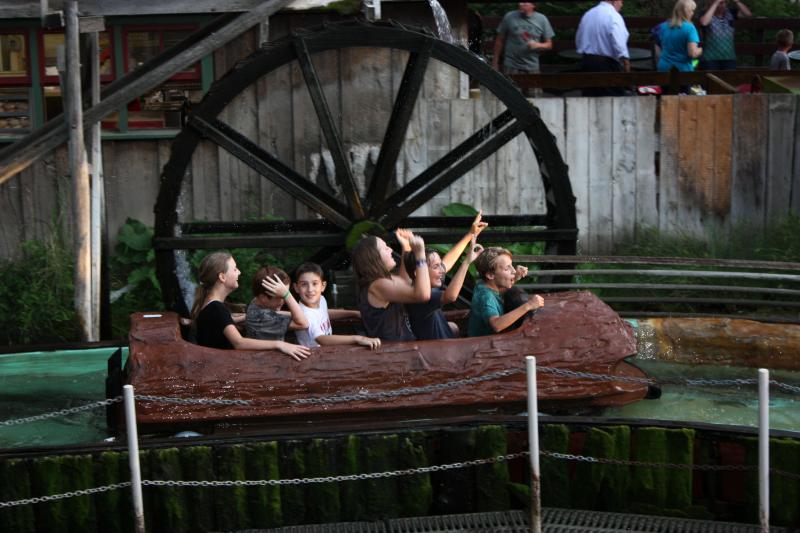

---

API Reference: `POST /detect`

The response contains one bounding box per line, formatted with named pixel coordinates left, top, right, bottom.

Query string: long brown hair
left=190, top=251, right=232, bottom=323
left=351, top=236, right=391, bottom=289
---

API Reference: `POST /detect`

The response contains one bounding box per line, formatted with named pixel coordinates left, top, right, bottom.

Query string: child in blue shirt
left=467, top=247, right=543, bottom=337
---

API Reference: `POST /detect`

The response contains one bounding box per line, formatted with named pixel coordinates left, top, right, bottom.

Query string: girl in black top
left=190, top=251, right=310, bottom=361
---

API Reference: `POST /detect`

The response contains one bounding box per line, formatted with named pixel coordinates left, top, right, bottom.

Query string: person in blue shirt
left=658, top=0, right=703, bottom=72
left=467, top=247, right=544, bottom=337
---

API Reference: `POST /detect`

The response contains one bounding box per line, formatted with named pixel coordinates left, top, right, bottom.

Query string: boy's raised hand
left=466, top=235, right=484, bottom=263
left=262, top=274, right=289, bottom=298
left=514, top=265, right=529, bottom=281
left=394, top=228, right=414, bottom=253
left=470, top=210, right=488, bottom=237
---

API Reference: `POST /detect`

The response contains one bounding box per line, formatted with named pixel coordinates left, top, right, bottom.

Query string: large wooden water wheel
left=154, top=20, right=576, bottom=316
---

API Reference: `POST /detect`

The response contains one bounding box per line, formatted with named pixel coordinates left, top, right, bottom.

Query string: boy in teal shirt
left=468, top=247, right=544, bottom=337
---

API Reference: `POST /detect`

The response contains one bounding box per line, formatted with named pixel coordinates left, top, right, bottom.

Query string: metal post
left=526, top=356, right=541, bottom=533
left=758, top=368, right=769, bottom=533
left=123, top=385, right=146, bottom=533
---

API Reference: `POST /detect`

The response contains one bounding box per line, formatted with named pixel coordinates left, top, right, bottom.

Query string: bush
left=0, top=240, right=80, bottom=345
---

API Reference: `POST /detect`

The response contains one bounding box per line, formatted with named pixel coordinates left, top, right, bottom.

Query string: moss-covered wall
left=1, top=424, right=798, bottom=531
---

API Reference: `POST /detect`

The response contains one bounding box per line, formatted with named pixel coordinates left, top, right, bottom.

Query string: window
left=0, top=32, right=29, bottom=84
left=41, top=31, right=113, bottom=84
left=124, top=26, right=199, bottom=79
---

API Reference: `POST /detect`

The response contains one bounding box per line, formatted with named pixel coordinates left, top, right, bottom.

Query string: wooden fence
left=0, top=92, right=798, bottom=260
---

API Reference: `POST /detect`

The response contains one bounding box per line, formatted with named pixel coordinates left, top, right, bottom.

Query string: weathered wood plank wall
left=1, top=90, right=799, bottom=259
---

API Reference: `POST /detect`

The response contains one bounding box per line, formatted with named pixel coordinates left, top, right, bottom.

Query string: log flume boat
left=124, top=291, right=650, bottom=432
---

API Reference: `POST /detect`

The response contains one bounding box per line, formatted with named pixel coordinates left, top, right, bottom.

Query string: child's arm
left=488, top=295, right=544, bottom=333
left=328, top=308, right=360, bottom=320
left=441, top=210, right=488, bottom=271
left=371, top=235, right=431, bottom=304
left=222, top=325, right=310, bottom=361
left=442, top=237, right=483, bottom=305
left=395, top=228, right=414, bottom=281
left=315, top=334, right=381, bottom=350
left=262, top=275, right=309, bottom=331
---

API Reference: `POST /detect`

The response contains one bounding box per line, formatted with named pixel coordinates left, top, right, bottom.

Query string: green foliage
left=0, top=239, right=80, bottom=345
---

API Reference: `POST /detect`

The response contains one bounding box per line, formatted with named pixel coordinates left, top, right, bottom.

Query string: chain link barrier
left=136, top=395, right=251, bottom=406
left=0, top=482, right=132, bottom=508
left=0, top=397, right=122, bottom=427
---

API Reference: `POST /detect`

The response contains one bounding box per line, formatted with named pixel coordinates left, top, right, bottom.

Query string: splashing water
left=427, top=0, right=456, bottom=44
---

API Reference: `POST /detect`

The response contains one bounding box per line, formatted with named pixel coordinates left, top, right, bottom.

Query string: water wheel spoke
left=379, top=112, right=527, bottom=227
left=366, top=42, right=433, bottom=208
left=187, top=113, right=352, bottom=230
left=294, top=36, right=365, bottom=219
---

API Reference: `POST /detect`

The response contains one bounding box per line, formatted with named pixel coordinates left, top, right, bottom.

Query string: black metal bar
left=374, top=110, right=515, bottom=216
left=366, top=43, right=432, bottom=209
left=402, top=215, right=549, bottom=227
left=603, top=297, right=800, bottom=307
left=181, top=219, right=338, bottom=234
left=517, top=283, right=800, bottom=297
left=414, top=228, right=577, bottom=244
left=381, top=117, right=528, bottom=228
left=527, top=269, right=800, bottom=282
left=187, top=114, right=352, bottom=230
left=154, top=233, right=344, bottom=250
left=513, top=255, right=800, bottom=271
left=293, top=36, right=364, bottom=219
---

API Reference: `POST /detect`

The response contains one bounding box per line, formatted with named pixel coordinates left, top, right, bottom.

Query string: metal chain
left=289, top=368, right=524, bottom=405
left=537, top=366, right=656, bottom=385
left=0, top=482, right=132, bottom=508
left=136, top=395, right=251, bottom=406
left=142, top=452, right=530, bottom=488
left=771, top=468, right=800, bottom=481
left=0, top=397, right=123, bottom=427
left=541, top=451, right=755, bottom=472
left=771, top=380, right=800, bottom=395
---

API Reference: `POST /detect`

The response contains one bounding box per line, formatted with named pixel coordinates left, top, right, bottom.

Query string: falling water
left=427, top=0, right=456, bottom=44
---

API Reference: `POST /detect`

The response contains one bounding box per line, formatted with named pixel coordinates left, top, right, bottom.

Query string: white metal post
left=758, top=368, right=769, bottom=533
left=526, top=356, right=541, bottom=533
left=123, top=385, right=146, bottom=533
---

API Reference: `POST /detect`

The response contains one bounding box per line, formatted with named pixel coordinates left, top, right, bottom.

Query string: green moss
left=31, top=456, right=67, bottom=531
left=629, top=427, right=668, bottom=509
left=279, top=440, right=307, bottom=525
left=508, top=482, right=531, bottom=508
left=62, top=454, right=96, bottom=531
left=246, top=441, right=283, bottom=528
left=475, top=425, right=510, bottom=511
left=180, top=446, right=215, bottom=532
left=339, top=435, right=363, bottom=520
left=148, top=448, right=186, bottom=533
left=770, top=438, right=800, bottom=526
left=0, top=458, right=35, bottom=532
left=433, top=428, right=476, bottom=514
left=540, top=424, right=570, bottom=508
left=603, top=426, right=631, bottom=511
left=397, top=433, right=433, bottom=517
left=214, top=445, right=250, bottom=530
left=361, top=434, right=399, bottom=520
left=573, top=427, right=615, bottom=509
left=305, top=438, right=341, bottom=523
left=664, top=428, right=694, bottom=510
left=93, top=452, right=123, bottom=533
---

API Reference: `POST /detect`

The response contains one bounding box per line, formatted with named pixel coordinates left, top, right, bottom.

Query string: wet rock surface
left=125, top=291, right=647, bottom=429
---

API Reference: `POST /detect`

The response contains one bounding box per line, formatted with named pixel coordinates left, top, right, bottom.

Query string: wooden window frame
left=0, top=29, right=31, bottom=86
left=38, top=30, right=115, bottom=86
left=122, top=24, right=201, bottom=81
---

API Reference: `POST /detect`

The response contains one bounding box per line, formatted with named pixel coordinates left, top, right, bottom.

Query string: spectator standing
left=575, top=0, right=630, bottom=96
left=698, top=0, right=751, bottom=71
left=769, top=29, right=794, bottom=71
left=492, top=2, right=554, bottom=95
left=657, top=0, right=703, bottom=72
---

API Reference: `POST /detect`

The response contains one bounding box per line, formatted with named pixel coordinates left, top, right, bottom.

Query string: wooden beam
left=1, top=0, right=341, bottom=17
left=64, top=1, right=93, bottom=341
left=0, top=0, right=293, bottom=185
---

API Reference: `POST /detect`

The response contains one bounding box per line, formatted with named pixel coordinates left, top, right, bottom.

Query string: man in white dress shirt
left=575, top=0, right=630, bottom=96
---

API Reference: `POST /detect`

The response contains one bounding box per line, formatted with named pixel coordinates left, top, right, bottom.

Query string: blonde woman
left=657, top=0, right=703, bottom=72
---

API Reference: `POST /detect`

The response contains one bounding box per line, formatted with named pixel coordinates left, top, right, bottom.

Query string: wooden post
left=64, top=0, right=92, bottom=341
left=87, top=29, right=105, bottom=341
